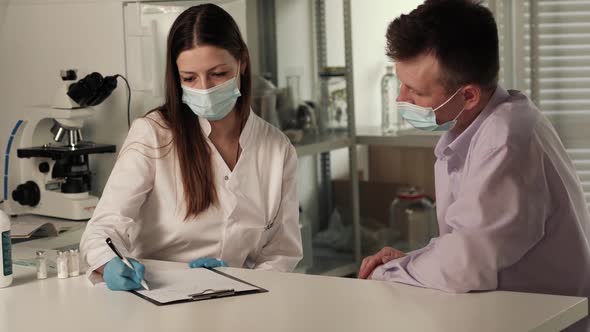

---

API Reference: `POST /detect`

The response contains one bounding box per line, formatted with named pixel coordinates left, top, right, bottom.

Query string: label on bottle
left=1, top=231, right=12, bottom=276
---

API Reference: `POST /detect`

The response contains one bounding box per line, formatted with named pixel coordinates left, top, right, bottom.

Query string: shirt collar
left=197, top=109, right=255, bottom=148
left=434, top=86, right=510, bottom=161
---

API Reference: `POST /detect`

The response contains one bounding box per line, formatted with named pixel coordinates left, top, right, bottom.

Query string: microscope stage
left=17, top=143, right=116, bottom=159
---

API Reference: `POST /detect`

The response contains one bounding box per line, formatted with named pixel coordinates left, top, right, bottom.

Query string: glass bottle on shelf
left=381, top=65, right=401, bottom=134
left=287, top=75, right=319, bottom=138
left=320, top=67, right=348, bottom=133
left=287, top=75, right=301, bottom=107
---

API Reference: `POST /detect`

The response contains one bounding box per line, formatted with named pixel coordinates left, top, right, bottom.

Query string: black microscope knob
left=39, top=162, right=50, bottom=173
left=12, top=181, right=41, bottom=207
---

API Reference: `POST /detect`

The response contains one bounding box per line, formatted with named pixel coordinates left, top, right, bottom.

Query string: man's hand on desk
left=358, top=247, right=406, bottom=279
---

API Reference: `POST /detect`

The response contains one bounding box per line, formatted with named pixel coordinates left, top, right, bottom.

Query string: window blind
left=490, top=0, right=590, bottom=209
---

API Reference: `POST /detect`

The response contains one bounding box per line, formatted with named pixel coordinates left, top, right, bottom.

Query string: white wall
left=350, top=0, right=422, bottom=128
left=0, top=0, right=8, bottom=30
left=327, top=0, right=423, bottom=180
left=325, top=0, right=345, bottom=67
left=0, top=1, right=129, bottom=201
left=275, top=0, right=315, bottom=100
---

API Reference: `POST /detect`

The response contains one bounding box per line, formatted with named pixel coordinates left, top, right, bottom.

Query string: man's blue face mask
left=397, top=88, right=465, bottom=131
left=181, top=63, right=241, bottom=121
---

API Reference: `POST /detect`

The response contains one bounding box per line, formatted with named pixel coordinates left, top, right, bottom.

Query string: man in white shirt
left=360, top=1, right=590, bottom=330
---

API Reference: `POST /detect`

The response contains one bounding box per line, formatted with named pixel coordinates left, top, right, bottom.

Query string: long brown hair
left=156, top=4, right=252, bottom=220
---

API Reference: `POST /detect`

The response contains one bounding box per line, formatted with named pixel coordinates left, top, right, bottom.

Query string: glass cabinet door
left=122, top=0, right=248, bottom=113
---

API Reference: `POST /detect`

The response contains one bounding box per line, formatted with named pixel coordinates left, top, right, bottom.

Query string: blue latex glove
left=103, top=257, right=145, bottom=291
left=188, top=257, right=228, bottom=268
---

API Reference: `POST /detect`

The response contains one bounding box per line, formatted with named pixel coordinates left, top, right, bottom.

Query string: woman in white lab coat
left=80, top=4, right=302, bottom=290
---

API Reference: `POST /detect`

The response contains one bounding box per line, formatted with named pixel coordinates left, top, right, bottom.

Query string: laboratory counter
left=4, top=245, right=588, bottom=332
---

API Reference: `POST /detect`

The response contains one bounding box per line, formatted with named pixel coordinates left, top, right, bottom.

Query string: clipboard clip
left=188, top=289, right=235, bottom=301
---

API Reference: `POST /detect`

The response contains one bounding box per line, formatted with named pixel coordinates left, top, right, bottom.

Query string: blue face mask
left=181, top=65, right=241, bottom=121
left=398, top=88, right=465, bottom=131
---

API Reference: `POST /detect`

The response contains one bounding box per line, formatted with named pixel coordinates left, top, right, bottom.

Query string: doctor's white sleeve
left=253, top=144, right=303, bottom=272
left=371, top=144, right=547, bottom=293
left=79, top=118, right=157, bottom=283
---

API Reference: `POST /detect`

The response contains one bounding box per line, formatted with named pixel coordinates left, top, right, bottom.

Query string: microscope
left=3, top=70, right=120, bottom=220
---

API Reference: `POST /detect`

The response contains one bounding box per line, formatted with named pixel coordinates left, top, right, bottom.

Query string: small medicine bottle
left=36, top=250, right=48, bottom=279
left=57, top=251, right=69, bottom=279
left=68, top=249, right=80, bottom=277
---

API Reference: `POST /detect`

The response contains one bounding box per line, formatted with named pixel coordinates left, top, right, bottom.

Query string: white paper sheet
left=135, top=268, right=259, bottom=304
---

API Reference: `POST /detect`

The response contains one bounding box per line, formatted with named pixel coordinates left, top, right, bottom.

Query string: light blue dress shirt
left=372, top=86, right=590, bottom=331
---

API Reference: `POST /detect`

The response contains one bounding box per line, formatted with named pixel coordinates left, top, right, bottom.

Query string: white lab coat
left=80, top=110, right=302, bottom=283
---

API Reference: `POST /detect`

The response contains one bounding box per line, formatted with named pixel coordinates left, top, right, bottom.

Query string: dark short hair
left=386, top=0, right=499, bottom=93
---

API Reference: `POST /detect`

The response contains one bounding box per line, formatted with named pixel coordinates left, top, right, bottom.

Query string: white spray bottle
left=0, top=208, right=13, bottom=288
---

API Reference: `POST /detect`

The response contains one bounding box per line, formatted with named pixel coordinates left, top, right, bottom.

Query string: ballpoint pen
left=105, top=237, right=150, bottom=290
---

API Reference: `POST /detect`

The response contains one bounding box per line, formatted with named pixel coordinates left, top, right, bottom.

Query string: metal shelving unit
left=303, top=0, right=361, bottom=277
left=294, top=132, right=352, bottom=157
left=356, top=126, right=442, bottom=148
left=258, top=0, right=361, bottom=277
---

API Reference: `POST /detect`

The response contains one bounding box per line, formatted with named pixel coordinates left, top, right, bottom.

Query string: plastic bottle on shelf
left=389, top=188, right=437, bottom=251
left=381, top=65, right=400, bottom=134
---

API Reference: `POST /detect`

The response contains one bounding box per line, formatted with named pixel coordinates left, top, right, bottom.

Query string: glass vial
left=381, top=65, right=400, bottom=134
left=57, top=251, right=69, bottom=279
left=36, top=250, right=48, bottom=279
left=286, top=75, right=301, bottom=104
left=68, top=249, right=80, bottom=277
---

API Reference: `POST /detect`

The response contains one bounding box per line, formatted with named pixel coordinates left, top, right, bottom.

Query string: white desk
left=2, top=248, right=587, bottom=332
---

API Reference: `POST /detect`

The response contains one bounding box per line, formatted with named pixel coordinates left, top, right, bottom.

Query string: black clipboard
left=130, top=268, right=268, bottom=306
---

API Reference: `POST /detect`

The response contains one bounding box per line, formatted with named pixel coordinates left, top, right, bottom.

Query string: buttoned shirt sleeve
left=80, top=118, right=157, bottom=283
left=253, top=144, right=303, bottom=272
left=371, top=142, right=547, bottom=293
